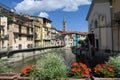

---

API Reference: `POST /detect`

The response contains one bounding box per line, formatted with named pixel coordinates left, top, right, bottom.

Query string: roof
left=30, top=15, right=52, bottom=22
left=60, top=31, right=88, bottom=36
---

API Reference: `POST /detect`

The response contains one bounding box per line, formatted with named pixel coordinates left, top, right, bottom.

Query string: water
left=9, top=48, right=76, bottom=73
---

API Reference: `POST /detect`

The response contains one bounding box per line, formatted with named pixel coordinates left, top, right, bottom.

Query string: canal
left=8, top=47, right=76, bottom=73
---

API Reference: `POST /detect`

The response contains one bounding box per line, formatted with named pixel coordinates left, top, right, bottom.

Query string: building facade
left=112, top=0, right=120, bottom=52
left=51, top=27, right=61, bottom=46
left=0, top=15, right=8, bottom=50
left=28, top=16, right=43, bottom=47
left=42, top=18, right=52, bottom=47
left=0, top=3, right=66, bottom=51
left=86, top=0, right=112, bottom=52
left=8, top=16, right=33, bottom=50
left=61, top=32, right=87, bottom=47
left=0, top=5, right=33, bottom=50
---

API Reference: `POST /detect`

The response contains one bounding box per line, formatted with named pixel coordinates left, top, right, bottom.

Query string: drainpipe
left=109, top=0, right=114, bottom=54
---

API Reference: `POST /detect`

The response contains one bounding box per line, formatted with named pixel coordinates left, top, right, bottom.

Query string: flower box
left=92, top=76, right=120, bottom=80
left=68, top=78, right=89, bottom=80
left=17, top=73, right=30, bottom=80
left=17, top=76, right=30, bottom=80
left=0, top=73, right=18, bottom=80
left=46, top=78, right=89, bottom=80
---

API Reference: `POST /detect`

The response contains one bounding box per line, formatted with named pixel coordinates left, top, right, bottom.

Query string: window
left=101, top=16, right=104, bottom=21
left=19, top=44, right=22, bottom=49
left=31, top=28, right=33, bottom=33
left=94, top=20, right=98, bottom=28
left=27, top=36, right=33, bottom=41
left=19, top=35, right=22, bottom=40
left=27, top=27, right=30, bottom=34
left=19, top=25, right=21, bottom=33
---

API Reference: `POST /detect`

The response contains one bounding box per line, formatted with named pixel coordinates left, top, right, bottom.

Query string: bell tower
left=63, top=16, right=66, bottom=31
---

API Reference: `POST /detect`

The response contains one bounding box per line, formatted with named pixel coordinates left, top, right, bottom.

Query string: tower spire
left=63, top=16, right=66, bottom=31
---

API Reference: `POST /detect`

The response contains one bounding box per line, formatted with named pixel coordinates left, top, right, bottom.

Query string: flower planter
left=68, top=78, right=89, bottom=80
left=17, top=73, right=30, bottom=80
left=46, top=78, right=89, bottom=80
left=17, top=76, right=30, bottom=80
left=92, top=76, right=120, bottom=80
left=0, top=73, right=18, bottom=80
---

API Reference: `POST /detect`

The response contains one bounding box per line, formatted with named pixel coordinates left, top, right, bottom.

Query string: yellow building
left=27, top=16, right=52, bottom=47
left=8, top=16, right=33, bottom=50
left=0, top=15, right=8, bottom=50
left=28, top=16, right=43, bottom=47
left=112, top=0, right=120, bottom=52
left=42, top=18, right=52, bottom=47
left=0, top=4, right=53, bottom=49
left=0, top=5, right=33, bottom=50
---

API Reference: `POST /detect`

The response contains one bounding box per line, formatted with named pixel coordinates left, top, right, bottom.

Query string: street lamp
left=76, top=34, right=78, bottom=61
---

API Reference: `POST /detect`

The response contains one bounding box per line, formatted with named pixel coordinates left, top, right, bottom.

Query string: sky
left=0, top=0, right=91, bottom=32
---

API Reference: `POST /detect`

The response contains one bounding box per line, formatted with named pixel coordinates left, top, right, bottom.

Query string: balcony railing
left=0, top=35, right=4, bottom=39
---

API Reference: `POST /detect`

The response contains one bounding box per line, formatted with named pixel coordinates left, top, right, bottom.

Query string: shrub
left=0, top=59, right=13, bottom=72
left=107, top=55, right=120, bottom=77
left=36, top=53, right=67, bottom=79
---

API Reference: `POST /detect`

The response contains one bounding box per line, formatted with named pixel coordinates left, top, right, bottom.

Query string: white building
left=86, top=0, right=112, bottom=52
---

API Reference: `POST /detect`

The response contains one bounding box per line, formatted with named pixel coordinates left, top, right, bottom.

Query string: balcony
left=0, top=35, right=4, bottom=39
left=34, top=22, right=39, bottom=27
left=43, top=35, right=51, bottom=40
left=0, top=34, right=9, bottom=40
left=35, top=37, right=41, bottom=41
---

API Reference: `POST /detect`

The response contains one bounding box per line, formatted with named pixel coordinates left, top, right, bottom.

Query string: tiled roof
left=60, top=31, right=88, bottom=36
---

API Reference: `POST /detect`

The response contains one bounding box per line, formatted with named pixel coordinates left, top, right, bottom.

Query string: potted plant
left=68, top=62, right=91, bottom=80
left=92, top=64, right=116, bottom=80
left=107, top=54, right=120, bottom=78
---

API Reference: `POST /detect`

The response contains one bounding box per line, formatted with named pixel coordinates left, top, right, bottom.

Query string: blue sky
left=0, top=0, right=91, bottom=32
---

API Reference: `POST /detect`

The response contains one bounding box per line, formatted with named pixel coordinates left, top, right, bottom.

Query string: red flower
left=96, top=67, right=102, bottom=71
left=82, top=72, right=89, bottom=77
left=26, top=64, right=32, bottom=70
left=88, top=68, right=92, bottom=72
left=77, top=68, right=81, bottom=72
left=108, top=67, right=114, bottom=73
left=85, top=70, right=90, bottom=75
left=72, top=62, right=78, bottom=67
left=71, top=62, right=91, bottom=78
left=101, top=64, right=107, bottom=66
left=82, top=73, right=86, bottom=77
left=71, top=68, right=77, bottom=73
left=80, top=63, right=87, bottom=68
left=93, top=64, right=115, bottom=77
left=21, top=64, right=33, bottom=75
left=22, top=68, right=27, bottom=74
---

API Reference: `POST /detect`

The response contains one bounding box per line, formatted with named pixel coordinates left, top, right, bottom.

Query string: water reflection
left=11, top=48, right=75, bottom=72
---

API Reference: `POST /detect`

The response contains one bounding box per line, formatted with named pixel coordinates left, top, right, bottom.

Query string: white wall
left=87, top=2, right=112, bottom=50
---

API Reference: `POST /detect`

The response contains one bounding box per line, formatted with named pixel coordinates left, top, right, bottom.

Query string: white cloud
left=14, top=0, right=91, bottom=14
left=38, top=12, right=49, bottom=18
